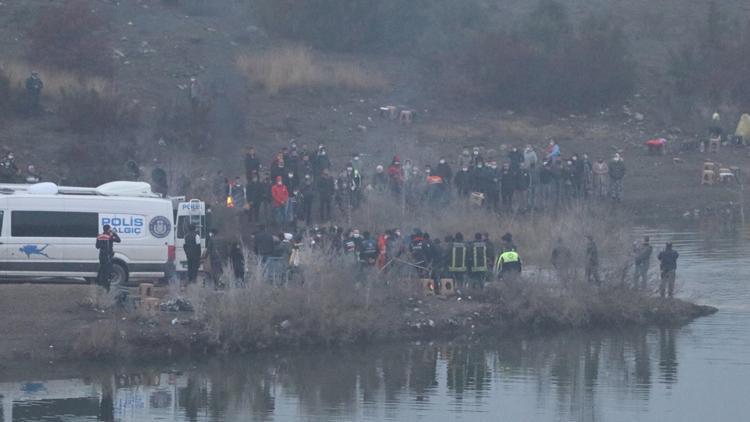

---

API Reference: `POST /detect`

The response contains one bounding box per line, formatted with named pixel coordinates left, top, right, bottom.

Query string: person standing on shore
left=184, top=224, right=202, bottom=284
left=592, top=158, right=609, bottom=199
left=608, top=153, right=626, bottom=202
left=634, top=236, right=653, bottom=289
left=96, top=224, right=121, bottom=292
left=585, top=235, right=601, bottom=286
left=657, top=243, right=680, bottom=298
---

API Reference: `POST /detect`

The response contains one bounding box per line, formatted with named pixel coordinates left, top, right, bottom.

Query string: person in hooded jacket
left=454, top=166, right=471, bottom=197
left=435, top=157, right=453, bottom=185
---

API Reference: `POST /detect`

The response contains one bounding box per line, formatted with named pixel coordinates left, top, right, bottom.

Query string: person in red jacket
left=376, top=231, right=388, bottom=269
left=387, top=156, right=404, bottom=195
left=271, top=176, right=289, bottom=227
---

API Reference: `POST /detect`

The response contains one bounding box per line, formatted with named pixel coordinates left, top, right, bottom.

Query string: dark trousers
left=660, top=270, right=676, bottom=298
left=634, top=263, right=649, bottom=289
left=97, top=256, right=112, bottom=292
left=248, top=202, right=260, bottom=222
left=586, top=264, right=601, bottom=286
left=320, top=197, right=332, bottom=221
left=187, top=257, right=200, bottom=283
left=303, top=201, right=313, bottom=225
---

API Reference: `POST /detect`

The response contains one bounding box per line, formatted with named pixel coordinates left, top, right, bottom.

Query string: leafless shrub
left=195, top=248, right=407, bottom=352
left=352, top=192, right=632, bottom=269
left=236, top=47, right=387, bottom=94
left=0, top=60, right=110, bottom=98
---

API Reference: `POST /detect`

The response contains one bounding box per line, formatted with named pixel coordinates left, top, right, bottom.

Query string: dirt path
left=0, top=284, right=103, bottom=362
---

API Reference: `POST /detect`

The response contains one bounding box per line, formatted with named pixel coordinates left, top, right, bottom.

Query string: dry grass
left=351, top=191, right=633, bottom=269
left=0, top=60, right=111, bottom=98
left=236, top=47, right=387, bottom=94
left=188, top=247, right=407, bottom=353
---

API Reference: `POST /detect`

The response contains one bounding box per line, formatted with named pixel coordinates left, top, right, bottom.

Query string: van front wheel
left=110, top=262, right=129, bottom=287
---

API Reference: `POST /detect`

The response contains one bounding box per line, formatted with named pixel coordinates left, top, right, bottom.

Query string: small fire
left=226, top=195, right=234, bottom=208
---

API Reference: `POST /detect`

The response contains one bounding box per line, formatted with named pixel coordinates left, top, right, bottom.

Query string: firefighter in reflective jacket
left=495, top=249, right=522, bottom=280
left=468, top=233, right=489, bottom=288
left=96, top=224, right=121, bottom=292
left=448, top=232, right=467, bottom=287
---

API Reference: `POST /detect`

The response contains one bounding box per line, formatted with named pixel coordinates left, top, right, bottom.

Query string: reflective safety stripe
left=449, top=243, right=467, bottom=272
left=471, top=243, right=487, bottom=272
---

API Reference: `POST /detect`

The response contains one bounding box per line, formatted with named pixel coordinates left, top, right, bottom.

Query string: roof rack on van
left=0, top=181, right=162, bottom=198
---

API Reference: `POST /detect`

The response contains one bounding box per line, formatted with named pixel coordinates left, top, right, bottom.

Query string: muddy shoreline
left=0, top=284, right=717, bottom=367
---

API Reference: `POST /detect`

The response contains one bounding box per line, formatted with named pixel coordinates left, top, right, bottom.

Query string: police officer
left=184, top=224, right=202, bottom=283
left=95, top=224, right=121, bottom=292
left=495, top=247, right=522, bottom=281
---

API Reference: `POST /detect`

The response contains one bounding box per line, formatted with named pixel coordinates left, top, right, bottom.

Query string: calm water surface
left=2, top=228, right=749, bottom=421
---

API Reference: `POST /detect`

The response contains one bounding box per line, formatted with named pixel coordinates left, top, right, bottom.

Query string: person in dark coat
left=317, top=169, right=335, bottom=221
left=585, top=235, right=601, bottom=286
left=454, top=166, right=471, bottom=197
left=253, top=225, right=276, bottom=263
left=657, top=243, right=679, bottom=298
left=608, top=153, right=626, bottom=201
left=508, top=147, right=524, bottom=173
left=230, top=241, right=246, bottom=285
left=184, top=224, right=202, bottom=283
left=300, top=175, right=315, bottom=225
left=25, top=71, right=43, bottom=115
left=500, top=164, right=515, bottom=210
left=245, top=174, right=264, bottom=222
left=96, top=224, right=121, bottom=292
left=244, top=147, right=260, bottom=181
left=435, top=157, right=453, bottom=185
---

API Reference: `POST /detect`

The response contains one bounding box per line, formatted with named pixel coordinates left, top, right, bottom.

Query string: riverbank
left=0, top=280, right=716, bottom=366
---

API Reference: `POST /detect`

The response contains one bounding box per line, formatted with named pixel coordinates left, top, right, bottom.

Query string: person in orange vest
left=271, top=176, right=289, bottom=227
left=96, top=224, right=121, bottom=292
left=376, top=231, right=388, bottom=269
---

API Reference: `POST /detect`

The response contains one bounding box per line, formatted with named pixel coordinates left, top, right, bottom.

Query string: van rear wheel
left=110, top=262, right=129, bottom=287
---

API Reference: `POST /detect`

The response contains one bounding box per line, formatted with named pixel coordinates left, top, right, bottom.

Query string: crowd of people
left=216, top=140, right=628, bottom=230
left=224, top=222, right=678, bottom=299
left=0, top=149, right=42, bottom=184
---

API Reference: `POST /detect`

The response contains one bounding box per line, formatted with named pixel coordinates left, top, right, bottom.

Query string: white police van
left=0, top=181, right=179, bottom=285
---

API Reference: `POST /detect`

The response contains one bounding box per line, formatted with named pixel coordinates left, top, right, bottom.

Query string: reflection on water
left=0, top=328, right=699, bottom=422
left=2, top=228, right=749, bottom=422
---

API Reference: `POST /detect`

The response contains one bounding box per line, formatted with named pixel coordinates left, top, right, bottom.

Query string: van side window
left=12, top=211, right=98, bottom=238
left=0, top=210, right=3, bottom=235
